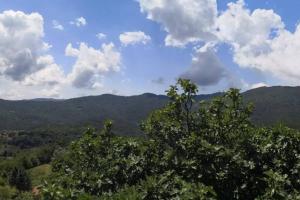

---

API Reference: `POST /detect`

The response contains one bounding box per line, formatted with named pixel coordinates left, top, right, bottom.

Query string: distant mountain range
left=1, top=86, right=300, bottom=135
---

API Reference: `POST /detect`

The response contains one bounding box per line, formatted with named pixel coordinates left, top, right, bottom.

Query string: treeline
left=1, top=129, right=81, bottom=152
left=40, top=80, right=300, bottom=199
left=0, top=146, right=56, bottom=199
left=0, top=120, right=82, bottom=199
left=0, top=146, right=55, bottom=173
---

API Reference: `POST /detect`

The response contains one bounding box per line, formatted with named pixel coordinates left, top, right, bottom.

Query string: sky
left=0, top=0, right=300, bottom=99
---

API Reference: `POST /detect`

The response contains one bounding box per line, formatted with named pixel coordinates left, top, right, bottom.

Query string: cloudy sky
left=0, top=0, right=299, bottom=99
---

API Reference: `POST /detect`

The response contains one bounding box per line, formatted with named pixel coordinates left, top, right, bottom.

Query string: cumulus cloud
left=217, top=0, right=284, bottom=49
left=0, top=10, right=64, bottom=85
left=180, top=50, right=227, bottom=86
left=138, top=0, right=300, bottom=86
left=119, top=31, right=151, bottom=46
left=138, top=0, right=218, bottom=47
left=66, top=42, right=121, bottom=88
left=52, top=20, right=64, bottom=30
left=216, top=0, right=283, bottom=70
left=96, top=33, right=106, bottom=40
left=249, top=26, right=300, bottom=83
left=217, top=0, right=300, bottom=84
left=0, top=10, right=44, bottom=80
left=70, top=17, right=87, bottom=27
left=0, top=10, right=67, bottom=99
left=137, top=0, right=237, bottom=87
left=23, top=55, right=65, bottom=86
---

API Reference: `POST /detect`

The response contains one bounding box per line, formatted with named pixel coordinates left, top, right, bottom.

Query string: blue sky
left=0, top=0, right=299, bottom=99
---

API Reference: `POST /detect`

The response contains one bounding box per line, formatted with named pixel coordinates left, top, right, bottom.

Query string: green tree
left=42, top=79, right=300, bottom=199
left=9, top=167, right=32, bottom=191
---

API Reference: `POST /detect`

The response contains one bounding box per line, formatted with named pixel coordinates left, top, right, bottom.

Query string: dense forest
left=1, top=79, right=300, bottom=199
left=2, top=86, right=300, bottom=136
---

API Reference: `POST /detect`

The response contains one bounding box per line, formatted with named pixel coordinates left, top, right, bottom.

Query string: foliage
left=42, top=79, right=300, bottom=199
left=8, top=167, right=32, bottom=191
left=100, top=172, right=216, bottom=200
left=0, top=145, right=56, bottom=192
left=28, top=164, right=52, bottom=186
left=13, top=192, right=36, bottom=200
left=0, top=185, right=18, bottom=199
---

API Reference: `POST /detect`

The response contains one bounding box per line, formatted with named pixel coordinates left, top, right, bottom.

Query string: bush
left=0, top=185, right=17, bottom=200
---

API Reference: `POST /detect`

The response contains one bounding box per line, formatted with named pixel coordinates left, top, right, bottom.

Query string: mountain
left=243, top=86, right=300, bottom=129
left=0, top=86, right=300, bottom=135
left=0, top=94, right=169, bottom=136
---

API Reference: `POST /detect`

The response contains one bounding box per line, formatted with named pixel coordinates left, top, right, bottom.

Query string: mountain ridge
left=1, top=86, right=300, bottom=135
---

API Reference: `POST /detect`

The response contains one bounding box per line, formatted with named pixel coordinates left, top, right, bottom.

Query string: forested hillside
left=244, top=86, right=300, bottom=129
left=1, top=80, right=300, bottom=199
left=1, top=86, right=300, bottom=136
left=0, top=93, right=216, bottom=135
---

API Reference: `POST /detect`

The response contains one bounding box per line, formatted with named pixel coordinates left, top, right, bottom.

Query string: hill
left=243, top=86, right=300, bottom=129
left=0, top=86, right=300, bottom=135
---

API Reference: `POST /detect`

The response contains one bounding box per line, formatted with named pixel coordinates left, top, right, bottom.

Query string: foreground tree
left=42, top=79, right=300, bottom=199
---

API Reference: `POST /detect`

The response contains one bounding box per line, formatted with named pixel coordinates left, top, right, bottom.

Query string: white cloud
left=241, top=26, right=300, bottom=84
left=0, top=10, right=64, bottom=84
left=217, top=0, right=300, bottom=84
left=0, top=10, right=66, bottom=99
left=96, top=33, right=107, bottom=40
left=70, top=17, right=87, bottom=27
left=52, top=20, right=64, bottom=30
left=138, top=0, right=300, bottom=86
left=23, top=55, right=65, bottom=86
left=0, top=76, right=63, bottom=99
left=217, top=0, right=284, bottom=49
left=66, top=42, right=121, bottom=88
left=250, top=82, right=269, bottom=89
left=138, top=0, right=218, bottom=47
left=119, top=31, right=151, bottom=46
left=0, top=10, right=44, bottom=80
left=91, top=81, right=104, bottom=89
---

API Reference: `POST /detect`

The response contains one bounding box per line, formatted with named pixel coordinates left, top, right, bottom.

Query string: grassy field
left=28, top=164, right=52, bottom=186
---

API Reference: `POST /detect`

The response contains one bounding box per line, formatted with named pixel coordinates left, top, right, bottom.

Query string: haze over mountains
left=1, top=86, right=300, bottom=135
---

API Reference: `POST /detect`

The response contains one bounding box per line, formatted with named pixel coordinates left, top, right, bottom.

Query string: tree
left=9, top=167, right=31, bottom=191
left=42, top=79, right=300, bottom=199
